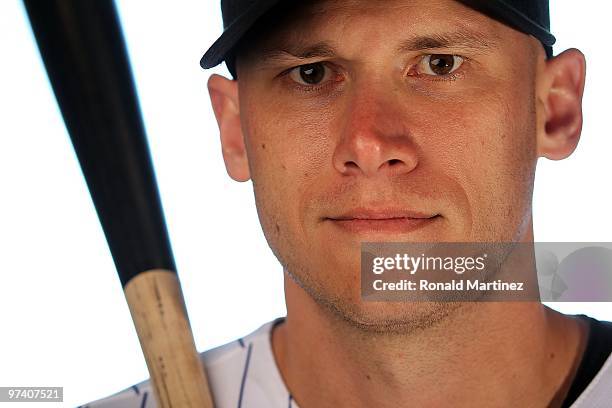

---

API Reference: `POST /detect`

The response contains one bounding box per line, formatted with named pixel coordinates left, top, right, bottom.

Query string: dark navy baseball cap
left=201, top=0, right=556, bottom=78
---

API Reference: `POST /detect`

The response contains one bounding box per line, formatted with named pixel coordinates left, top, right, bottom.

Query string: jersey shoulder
left=570, top=317, right=612, bottom=407
left=82, top=317, right=287, bottom=408
left=571, top=352, right=612, bottom=407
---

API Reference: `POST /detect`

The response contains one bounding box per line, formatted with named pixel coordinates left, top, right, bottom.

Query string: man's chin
left=285, top=257, right=468, bottom=335
left=327, top=299, right=466, bottom=334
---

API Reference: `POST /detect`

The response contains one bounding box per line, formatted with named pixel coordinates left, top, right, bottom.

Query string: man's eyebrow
left=259, top=42, right=337, bottom=63
left=257, top=30, right=497, bottom=65
left=397, top=30, right=498, bottom=52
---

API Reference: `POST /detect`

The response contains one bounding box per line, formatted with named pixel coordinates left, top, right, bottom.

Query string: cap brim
left=200, top=0, right=281, bottom=69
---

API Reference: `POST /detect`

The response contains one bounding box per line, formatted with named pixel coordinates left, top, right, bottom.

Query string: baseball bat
left=22, top=1, right=215, bottom=406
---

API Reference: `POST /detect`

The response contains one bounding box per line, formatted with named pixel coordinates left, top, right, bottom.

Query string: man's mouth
left=325, top=208, right=440, bottom=234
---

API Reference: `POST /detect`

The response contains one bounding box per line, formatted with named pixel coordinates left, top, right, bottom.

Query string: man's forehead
left=248, top=0, right=506, bottom=62
left=258, top=32, right=500, bottom=67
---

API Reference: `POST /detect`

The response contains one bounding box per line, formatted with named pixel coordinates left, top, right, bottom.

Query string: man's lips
left=325, top=209, right=440, bottom=234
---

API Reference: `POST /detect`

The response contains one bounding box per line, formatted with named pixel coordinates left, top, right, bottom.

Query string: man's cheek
left=415, top=100, right=500, bottom=173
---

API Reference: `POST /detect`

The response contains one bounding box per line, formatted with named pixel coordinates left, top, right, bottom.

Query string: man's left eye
left=418, top=54, right=464, bottom=76
left=288, top=62, right=332, bottom=86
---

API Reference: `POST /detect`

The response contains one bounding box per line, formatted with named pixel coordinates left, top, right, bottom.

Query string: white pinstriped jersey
left=83, top=317, right=293, bottom=408
left=82, top=316, right=612, bottom=408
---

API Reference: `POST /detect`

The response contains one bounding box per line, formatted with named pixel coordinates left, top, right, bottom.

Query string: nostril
left=388, top=159, right=403, bottom=166
left=345, top=161, right=359, bottom=170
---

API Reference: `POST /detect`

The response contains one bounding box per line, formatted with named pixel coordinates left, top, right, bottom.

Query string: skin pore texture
left=207, top=0, right=587, bottom=406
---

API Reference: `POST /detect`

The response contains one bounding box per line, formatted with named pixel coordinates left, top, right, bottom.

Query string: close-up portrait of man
left=85, top=0, right=612, bottom=407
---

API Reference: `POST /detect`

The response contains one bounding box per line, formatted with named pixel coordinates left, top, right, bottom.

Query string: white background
left=0, top=1, right=610, bottom=406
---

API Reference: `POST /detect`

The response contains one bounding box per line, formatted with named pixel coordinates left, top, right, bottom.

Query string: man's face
left=235, top=0, right=542, bottom=329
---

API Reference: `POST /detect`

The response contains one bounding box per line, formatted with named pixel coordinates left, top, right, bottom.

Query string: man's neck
left=272, top=276, right=588, bottom=408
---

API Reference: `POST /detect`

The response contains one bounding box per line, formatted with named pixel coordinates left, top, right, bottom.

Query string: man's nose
left=332, top=86, right=419, bottom=178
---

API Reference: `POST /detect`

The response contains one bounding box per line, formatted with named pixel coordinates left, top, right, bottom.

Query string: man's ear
left=207, top=74, right=250, bottom=181
left=536, top=48, right=586, bottom=160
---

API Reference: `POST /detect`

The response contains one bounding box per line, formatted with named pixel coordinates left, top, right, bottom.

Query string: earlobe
left=207, top=74, right=251, bottom=181
left=536, top=48, right=586, bottom=160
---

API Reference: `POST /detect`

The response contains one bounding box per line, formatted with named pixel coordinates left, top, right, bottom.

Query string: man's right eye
left=288, top=62, right=332, bottom=86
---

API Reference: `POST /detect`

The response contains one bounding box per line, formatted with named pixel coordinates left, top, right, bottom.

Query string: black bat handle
left=23, top=0, right=174, bottom=287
